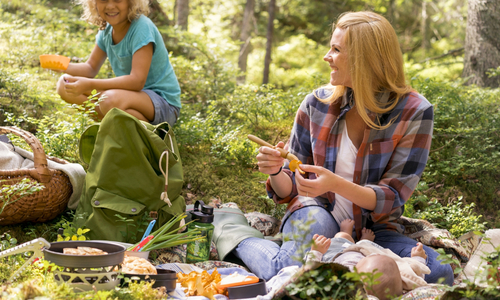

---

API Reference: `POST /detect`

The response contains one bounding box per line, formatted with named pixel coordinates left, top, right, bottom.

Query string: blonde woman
left=56, top=0, right=181, bottom=125
left=234, top=11, right=454, bottom=284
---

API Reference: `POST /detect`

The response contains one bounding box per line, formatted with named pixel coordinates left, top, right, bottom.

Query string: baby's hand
left=411, top=242, right=427, bottom=259
left=311, top=234, right=331, bottom=255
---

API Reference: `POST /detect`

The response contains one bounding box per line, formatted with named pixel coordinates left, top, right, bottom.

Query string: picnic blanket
left=144, top=201, right=498, bottom=299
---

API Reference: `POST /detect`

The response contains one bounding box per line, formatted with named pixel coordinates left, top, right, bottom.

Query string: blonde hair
left=317, top=11, right=412, bottom=129
left=76, top=0, right=151, bottom=30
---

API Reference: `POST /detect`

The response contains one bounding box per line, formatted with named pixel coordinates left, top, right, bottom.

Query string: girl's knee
left=98, top=90, right=121, bottom=113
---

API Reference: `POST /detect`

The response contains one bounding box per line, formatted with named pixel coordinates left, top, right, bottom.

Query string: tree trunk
left=149, top=0, right=170, bottom=26
left=387, top=0, right=396, bottom=23
left=237, top=0, right=256, bottom=85
left=263, top=0, right=276, bottom=85
left=463, top=0, right=500, bottom=88
left=177, top=0, right=189, bottom=31
left=421, top=0, right=429, bottom=57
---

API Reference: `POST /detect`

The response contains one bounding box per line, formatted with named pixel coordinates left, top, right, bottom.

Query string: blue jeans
left=374, top=230, right=454, bottom=285
left=233, top=206, right=339, bottom=281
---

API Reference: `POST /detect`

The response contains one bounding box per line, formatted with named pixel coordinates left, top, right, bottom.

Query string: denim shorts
left=143, top=89, right=180, bottom=126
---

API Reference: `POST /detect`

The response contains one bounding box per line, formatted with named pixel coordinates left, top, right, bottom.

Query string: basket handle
left=0, top=126, right=52, bottom=183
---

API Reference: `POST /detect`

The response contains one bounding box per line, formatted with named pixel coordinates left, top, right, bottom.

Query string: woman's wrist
left=269, top=166, right=283, bottom=176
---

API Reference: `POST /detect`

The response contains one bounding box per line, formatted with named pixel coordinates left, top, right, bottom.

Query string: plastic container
left=123, top=268, right=177, bottom=291
left=186, top=200, right=214, bottom=263
left=39, top=54, right=70, bottom=71
left=217, top=275, right=259, bottom=289
left=125, top=250, right=150, bottom=259
left=227, top=278, right=267, bottom=299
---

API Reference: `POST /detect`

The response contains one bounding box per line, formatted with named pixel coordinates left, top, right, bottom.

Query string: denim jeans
left=233, top=206, right=339, bottom=280
left=373, top=230, right=454, bottom=285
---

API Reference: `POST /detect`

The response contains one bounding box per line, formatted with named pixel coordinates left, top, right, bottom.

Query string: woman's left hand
left=295, top=164, right=338, bottom=198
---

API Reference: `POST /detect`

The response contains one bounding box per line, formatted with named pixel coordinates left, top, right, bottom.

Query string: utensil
left=131, top=235, right=153, bottom=252
left=141, top=219, right=156, bottom=242
left=247, top=134, right=305, bottom=174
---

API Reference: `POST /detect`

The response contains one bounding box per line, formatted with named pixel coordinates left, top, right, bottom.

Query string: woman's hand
left=63, top=75, right=92, bottom=95
left=256, top=141, right=285, bottom=175
left=295, top=164, right=338, bottom=197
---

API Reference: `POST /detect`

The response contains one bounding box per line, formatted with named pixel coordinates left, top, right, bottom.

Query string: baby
left=309, top=219, right=428, bottom=300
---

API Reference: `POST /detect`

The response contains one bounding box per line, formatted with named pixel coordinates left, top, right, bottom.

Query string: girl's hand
left=63, top=75, right=91, bottom=95
left=256, top=141, right=285, bottom=175
left=295, top=164, right=338, bottom=197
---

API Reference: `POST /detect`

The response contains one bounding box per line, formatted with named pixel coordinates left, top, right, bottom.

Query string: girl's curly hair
left=76, top=0, right=150, bottom=30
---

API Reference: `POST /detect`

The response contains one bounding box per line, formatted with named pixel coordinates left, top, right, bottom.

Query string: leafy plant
left=115, top=212, right=152, bottom=244
left=0, top=178, right=44, bottom=216
left=486, top=66, right=500, bottom=78
left=436, top=233, right=500, bottom=299
left=412, top=198, right=486, bottom=238
left=4, top=90, right=100, bottom=163
left=286, top=264, right=365, bottom=299
left=56, top=221, right=90, bottom=242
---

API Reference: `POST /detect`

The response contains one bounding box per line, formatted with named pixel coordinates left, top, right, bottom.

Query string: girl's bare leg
left=56, top=76, right=154, bottom=122
left=97, top=89, right=154, bottom=122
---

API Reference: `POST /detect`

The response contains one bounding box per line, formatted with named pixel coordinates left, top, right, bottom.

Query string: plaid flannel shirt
left=266, top=88, right=434, bottom=238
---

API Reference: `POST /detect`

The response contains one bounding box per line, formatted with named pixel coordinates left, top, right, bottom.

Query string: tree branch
left=418, top=48, right=465, bottom=64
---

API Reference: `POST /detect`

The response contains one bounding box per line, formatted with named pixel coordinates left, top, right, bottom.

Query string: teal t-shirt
left=96, top=15, right=181, bottom=108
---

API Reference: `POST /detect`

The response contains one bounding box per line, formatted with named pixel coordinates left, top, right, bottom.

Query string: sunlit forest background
left=1, top=0, right=500, bottom=235
left=1, top=0, right=500, bottom=298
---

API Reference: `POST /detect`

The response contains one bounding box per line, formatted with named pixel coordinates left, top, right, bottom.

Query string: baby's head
left=356, top=255, right=403, bottom=300
left=76, top=0, right=150, bottom=30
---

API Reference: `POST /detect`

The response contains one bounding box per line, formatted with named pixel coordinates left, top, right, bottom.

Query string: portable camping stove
left=0, top=238, right=126, bottom=292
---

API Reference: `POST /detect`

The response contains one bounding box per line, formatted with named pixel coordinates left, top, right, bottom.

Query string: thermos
left=186, top=200, right=214, bottom=263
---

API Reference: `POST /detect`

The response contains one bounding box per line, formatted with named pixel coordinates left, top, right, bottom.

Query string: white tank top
left=331, top=124, right=358, bottom=227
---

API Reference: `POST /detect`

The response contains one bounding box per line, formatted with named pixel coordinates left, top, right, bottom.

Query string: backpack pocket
left=85, top=188, right=147, bottom=242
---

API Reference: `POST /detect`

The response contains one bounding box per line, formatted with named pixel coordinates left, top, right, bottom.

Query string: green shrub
left=412, top=76, right=500, bottom=223
left=410, top=196, right=487, bottom=237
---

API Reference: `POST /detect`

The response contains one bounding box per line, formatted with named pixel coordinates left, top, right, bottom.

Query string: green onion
left=126, top=213, right=203, bottom=252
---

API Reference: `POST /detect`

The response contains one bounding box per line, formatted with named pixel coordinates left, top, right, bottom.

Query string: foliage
left=115, top=212, right=152, bottom=244
left=4, top=91, right=100, bottom=163
left=436, top=233, right=500, bottom=299
left=0, top=178, right=44, bottom=216
left=55, top=217, right=90, bottom=242
left=410, top=76, right=500, bottom=227
left=286, top=264, right=365, bottom=300
left=415, top=198, right=486, bottom=238
left=487, top=66, right=500, bottom=78
left=405, top=182, right=487, bottom=238
left=0, top=0, right=498, bottom=298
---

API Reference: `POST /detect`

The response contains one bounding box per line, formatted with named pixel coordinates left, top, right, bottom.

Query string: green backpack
left=74, top=108, right=185, bottom=242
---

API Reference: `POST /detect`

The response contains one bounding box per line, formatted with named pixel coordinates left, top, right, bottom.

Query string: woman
left=233, top=11, right=454, bottom=284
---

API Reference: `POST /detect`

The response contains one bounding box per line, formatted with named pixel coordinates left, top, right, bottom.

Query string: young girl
left=56, top=0, right=181, bottom=126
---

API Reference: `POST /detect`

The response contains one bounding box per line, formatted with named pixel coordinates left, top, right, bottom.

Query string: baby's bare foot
left=360, top=228, right=375, bottom=242
left=339, top=219, right=355, bottom=234
left=311, top=234, right=331, bottom=254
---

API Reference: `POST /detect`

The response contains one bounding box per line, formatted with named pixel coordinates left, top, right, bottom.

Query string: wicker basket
left=0, top=126, right=73, bottom=225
